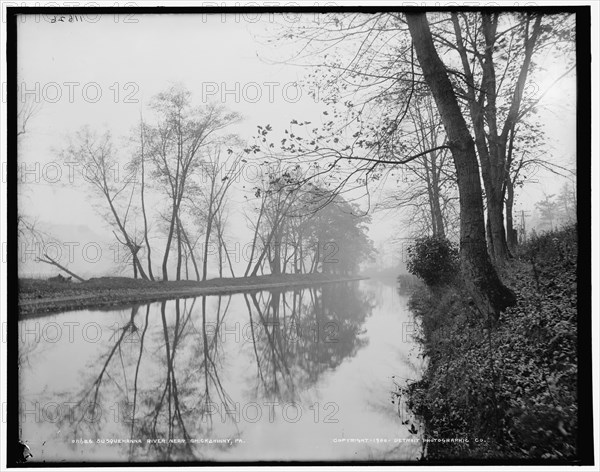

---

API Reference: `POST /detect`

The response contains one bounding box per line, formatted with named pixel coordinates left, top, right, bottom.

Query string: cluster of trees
left=534, top=182, right=577, bottom=232
left=18, top=11, right=577, bottom=311
left=377, top=93, right=459, bottom=239
left=261, top=11, right=576, bottom=314
left=245, top=168, right=375, bottom=277
left=58, top=86, right=244, bottom=281
left=18, top=83, right=376, bottom=281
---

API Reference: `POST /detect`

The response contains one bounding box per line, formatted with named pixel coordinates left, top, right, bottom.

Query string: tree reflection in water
left=25, top=282, right=374, bottom=461
left=244, top=283, right=375, bottom=401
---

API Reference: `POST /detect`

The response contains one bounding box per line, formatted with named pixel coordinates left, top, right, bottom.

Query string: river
left=18, top=279, right=425, bottom=462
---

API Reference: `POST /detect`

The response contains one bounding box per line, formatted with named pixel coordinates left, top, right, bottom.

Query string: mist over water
left=18, top=280, right=425, bottom=462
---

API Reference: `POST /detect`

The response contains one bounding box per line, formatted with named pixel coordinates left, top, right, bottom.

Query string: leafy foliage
left=407, top=225, right=578, bottom=460
left=250, top=171, right=376, bottom=276
left=406, top=236, right=459, bottom=287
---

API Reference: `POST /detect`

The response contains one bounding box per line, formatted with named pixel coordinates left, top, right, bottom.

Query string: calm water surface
left=19, top=280, right=425, bottom=462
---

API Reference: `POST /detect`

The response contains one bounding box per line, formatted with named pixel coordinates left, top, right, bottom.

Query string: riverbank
left=18, top=273, right=369, bottom=317
left=407, top=225, right=579, bottom=461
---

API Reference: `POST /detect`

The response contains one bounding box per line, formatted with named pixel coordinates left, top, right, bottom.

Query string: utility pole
left=518, top=210, right=531, bottom=244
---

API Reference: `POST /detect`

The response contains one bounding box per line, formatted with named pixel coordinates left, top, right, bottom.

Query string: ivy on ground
left=407, top=225, right=578, bottom=460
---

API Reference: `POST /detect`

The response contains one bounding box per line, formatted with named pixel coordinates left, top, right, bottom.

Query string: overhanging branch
left=344, top=144, right=451, bottom=166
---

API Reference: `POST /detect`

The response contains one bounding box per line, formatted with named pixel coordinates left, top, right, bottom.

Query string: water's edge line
left=19, top=276, right=371, bottom=318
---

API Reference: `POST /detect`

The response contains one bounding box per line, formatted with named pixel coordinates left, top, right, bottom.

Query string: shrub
left=406, top=236, right=459, bottom=287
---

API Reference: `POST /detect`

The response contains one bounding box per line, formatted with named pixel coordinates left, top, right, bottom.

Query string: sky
left=12, top=11, right=578, bottom=277
left=15, top=13, right=332, bottom=276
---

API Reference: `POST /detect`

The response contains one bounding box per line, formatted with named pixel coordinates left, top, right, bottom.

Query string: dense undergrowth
left=406, top=225, right=579, bottom=460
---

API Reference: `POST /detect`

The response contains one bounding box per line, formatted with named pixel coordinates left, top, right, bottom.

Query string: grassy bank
left=407, top=225, right=579, bottom=461
left=18, top=273, right=368, bottom=317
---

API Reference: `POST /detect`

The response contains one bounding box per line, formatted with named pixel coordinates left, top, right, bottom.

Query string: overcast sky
left=14, top=11, right=577, bottom=277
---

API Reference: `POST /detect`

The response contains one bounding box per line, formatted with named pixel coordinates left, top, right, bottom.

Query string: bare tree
left=146, top=85, right=241, bottom=281
left=443, top=12, right=574, bottom=261
left=62, top=127, right=149, bottom=279
left=503, top=120, right=574, bottom=249
left=17, top=93, right=41, bottom=137
left=378, top=91, right=458, bottom=239
left=213, top=206, right=236, bottom=278
left=18, top=217, right=86, bottom=281
left=182, top=145, right=245, bottom=281
left=135, top=111, right=155, bottom=280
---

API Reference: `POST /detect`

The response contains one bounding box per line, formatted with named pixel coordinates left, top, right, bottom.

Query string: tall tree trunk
left=486, top=218, right=495, bottom=259
left=293, top=242, right=299, bottom=274
left=218, top=231, right=236, bottom=278
left=498, top=14, right=542, bottom=250
left=430, top=153, right=446, bottom=238
left=250, top=215, right=283, bottom=277
left=214, top=216, right=231, bottom=278
left=176, top=217, right=182, bottom=281
left=202, top=171, right=219, bottom=281
left=506, top=179, right=517, bottom=250
left=162, top=202, right=177, bottom=281
left=454, top=13, right=540, bottom=262
left=104, top=192, right=148, bottom=281
left=412, top=96, right=447, bottom=238
left=218, top=235, right=223, bottom=278
left=423, top=157, right=438, bottom=235
left=244, top=200, right=265, bottom=277
left=139, top=115, right=154, bottom=281
left=406, top=13, right=516, bottom=316
left=296, top=233, right=304, bottom=274
left=310, top=242, right=320, bottom=274
left=181, top=225, right=200, bottom=281
left=281, top=235, right=289, bottom=275
left=252, top=242, right=269, bottom=277
left=272, top=230, right=282, bottom=276
left=505, top=125, right=518, bottom=251
left=161, top=127, right=184, bottom=282
left=185, top=247, right=189, bottom=280
left=202, top=209, right=213, bottom=281
left=480, top=13, right=510, bottom=263
left=488, top=192, right=510, bottom=261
